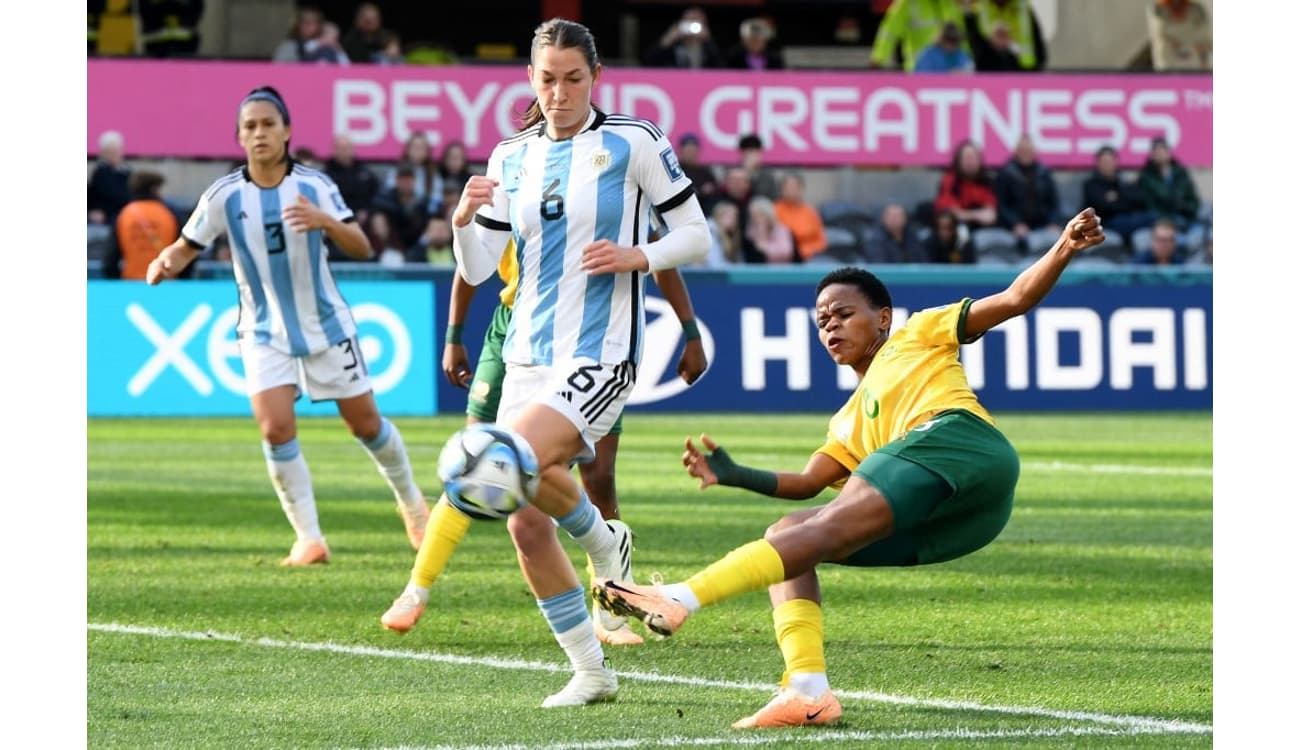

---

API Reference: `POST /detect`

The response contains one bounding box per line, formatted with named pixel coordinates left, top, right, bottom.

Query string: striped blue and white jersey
left=181, top=161, right=357, bottom=356
left=477, top=109, right=695, bottom=367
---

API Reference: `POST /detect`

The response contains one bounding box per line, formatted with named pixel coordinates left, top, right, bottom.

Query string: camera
left=678, top=20, right=703, bottom=35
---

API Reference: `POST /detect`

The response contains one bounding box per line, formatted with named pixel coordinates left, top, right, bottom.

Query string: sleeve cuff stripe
left=474, top=214, right=511, bottom=231
left=182, top=234, right=204, bottom=250
left=654, top=185, right=695, bottom=214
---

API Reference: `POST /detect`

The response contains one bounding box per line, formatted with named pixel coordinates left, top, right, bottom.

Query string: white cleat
left=590, top=519, right=634, bottom=632
left=540, top=662, right=619, bottom=708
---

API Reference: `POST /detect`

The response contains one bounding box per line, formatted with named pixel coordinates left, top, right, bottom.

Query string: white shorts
left=496, top=359, right=636, bottom=462
left=240, top=337, right=373, bottom=402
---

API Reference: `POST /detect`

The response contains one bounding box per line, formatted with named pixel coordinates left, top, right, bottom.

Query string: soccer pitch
left=87, top=412, right=1212, bottom=748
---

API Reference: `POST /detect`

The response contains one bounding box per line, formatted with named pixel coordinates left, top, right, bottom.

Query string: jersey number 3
left=264, top=222, right=286, bottom=254
left=541, top=179, right=565, bottom=221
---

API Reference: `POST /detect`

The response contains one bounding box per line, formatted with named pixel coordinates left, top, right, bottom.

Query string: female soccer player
left=383, top=255, right=707, bottom=646
left=381, top=18, right=709, bottom=707
left=146, top=86, right=430, bottom=566
left=595, top=209, right=1107, bottom=728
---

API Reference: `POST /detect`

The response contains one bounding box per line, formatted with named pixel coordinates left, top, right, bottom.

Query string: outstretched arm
left=683, top=434, right=850, bottom=500
left=965, top=208, right=1105, bottom=339
left=652, top=268, right=708, bottom=384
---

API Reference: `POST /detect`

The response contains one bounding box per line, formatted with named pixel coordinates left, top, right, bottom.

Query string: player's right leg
left=243, top=342, right=328, bottom=566
left=579, top=429, right=643, bottom=646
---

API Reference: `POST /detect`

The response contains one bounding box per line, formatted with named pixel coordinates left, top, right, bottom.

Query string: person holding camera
left=645, top=6, right=724, bottom=68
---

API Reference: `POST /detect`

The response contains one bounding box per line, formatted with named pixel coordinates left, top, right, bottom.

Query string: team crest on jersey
left=659, top=148, right=685, bottom=181
left=591, top=149, right=611, bottom=170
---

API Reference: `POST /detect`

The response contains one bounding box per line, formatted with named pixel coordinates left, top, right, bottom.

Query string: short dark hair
left=395, top=161, right=416, bottom=178
left=816, top=267, right=892, bottom=310
left=128, top=170, right=165, bottom=199
left=738, top=133, right=763, bottom=151
left=1095, top=145, right=1117, bottom=160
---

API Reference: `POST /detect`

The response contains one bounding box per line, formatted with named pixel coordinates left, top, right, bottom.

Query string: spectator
left=324, top=134, right=380, bottom=226
left=677, top=133, right=720, bottom=214
left=869, top=0, right=966, bottom=71
left=139, top=0, right=204, bottom=58
left=437, top=140, right=474, bottom=194
left=1138, top=136, right=1201, bottom=232
left=373, top=31, right=404, bottom=65
left=1148, top=0, right=1212, bottom=71
left=272, top=6, right=348, bottom=64
left=385, top=132, right=444, bottom=215
left=88, top=130, right=131, bottom=226
left=866, top=204, right=926, bottom=263
left=1082, top=145, right=1153, bottom=244
left=645, top=6, right=724, bottom=69
left=962, top=0, right=1046, bottom=71
left=705, top=200, right=744, bottom=268
left=719, top=167, right=753, bottom=232
left=744, top=196, right=796, bottom=264
left=995, top=135, right=1063, bottom=254
left=914, top=22, right=975, bottom=73
left=933, top=140, right=998, bottom=234
left=773, top=173, right=828, bottom=261
left=726, top=17, right=783, bottom=71
left=104, top=170, right=183, bottom=280
left=365, top=211, right=405, bottom=267
left=924, top=210, right=977, bottom=264
left=372, top=161, right=430, bottom=256
left=739, top=133, right=780, bottom=200
left=413, top=216, right=454, bottom=266
left=313, top=22, right=351, bottom=64
left=342, top=2, right=391, bottom=64
left=292, top=146, right=324, bottom=170
left=1134, top=218, right=1185, bottom=265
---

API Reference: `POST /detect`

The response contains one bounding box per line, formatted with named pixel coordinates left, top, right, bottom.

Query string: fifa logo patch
left=591, top=149, right=611, bottom=170
left=659, top=147, right=684, bottom=181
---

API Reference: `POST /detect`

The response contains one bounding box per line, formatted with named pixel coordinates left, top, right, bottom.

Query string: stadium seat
left=822, top=226, right=864, bottom=263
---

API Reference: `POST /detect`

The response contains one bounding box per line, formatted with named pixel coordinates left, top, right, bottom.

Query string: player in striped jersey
left=594, top=209, right=1108, bottom=728
left=146, top=86, right=430, bottom=566
left=385, top=19, right=710, bottom=707
left=380, top=246, right=707, bottom=646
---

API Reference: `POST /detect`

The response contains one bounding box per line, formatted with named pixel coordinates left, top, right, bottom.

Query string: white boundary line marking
left=1022, top=461, right=1211, bottom=477
left=89, top=622, right=1211, bottom=737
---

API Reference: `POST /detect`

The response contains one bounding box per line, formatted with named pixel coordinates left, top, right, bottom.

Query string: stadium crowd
left=88, top=0, right=1213, bottom=277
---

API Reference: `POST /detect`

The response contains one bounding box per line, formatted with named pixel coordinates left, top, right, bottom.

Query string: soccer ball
left=437, top=423, right=540, bottom=521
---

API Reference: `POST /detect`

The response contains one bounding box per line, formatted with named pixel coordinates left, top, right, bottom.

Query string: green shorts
left=466, top=302, right=623, bottom=436
left=836, top=409, right=1019, bottom=568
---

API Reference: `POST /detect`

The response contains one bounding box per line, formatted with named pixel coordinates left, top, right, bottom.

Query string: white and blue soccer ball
left=437, top=423, right=540, bottom=521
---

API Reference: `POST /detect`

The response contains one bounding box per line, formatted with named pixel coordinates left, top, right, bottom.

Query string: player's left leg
left=306, top=338, right=429, bottom=550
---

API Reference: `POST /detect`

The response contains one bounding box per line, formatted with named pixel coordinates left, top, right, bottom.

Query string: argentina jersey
left=480, top=109, right=694, bottom=368
left=181, top=161, right=357, bottom=356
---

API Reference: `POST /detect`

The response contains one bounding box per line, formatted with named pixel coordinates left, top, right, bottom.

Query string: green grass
left=87, top=413, right=1212, bottom=748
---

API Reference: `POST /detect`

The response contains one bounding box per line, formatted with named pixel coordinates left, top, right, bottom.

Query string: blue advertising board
left=87, top=280, right=436, bottom=416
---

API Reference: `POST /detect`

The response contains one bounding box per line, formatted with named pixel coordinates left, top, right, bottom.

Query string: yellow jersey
left=498, top=240, right=519, bottom=309
left=817, top=299, right=994, bottom=485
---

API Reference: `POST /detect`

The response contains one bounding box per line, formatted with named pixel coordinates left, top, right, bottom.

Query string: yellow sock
left=773, top=599, right=826, bottom=685
left=684, top=539, right=785, bottom=607
left=410, top=497, right=472, bottom=589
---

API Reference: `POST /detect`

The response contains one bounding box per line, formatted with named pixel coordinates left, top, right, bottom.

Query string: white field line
left=89, top=622, right=1211, bottom=737
left=1021, top=461, right=1211, bottom=477
left=377, top=724, right=1200, bottom=750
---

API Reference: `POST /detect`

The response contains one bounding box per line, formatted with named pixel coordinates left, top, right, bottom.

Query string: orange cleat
left=280, top=537, right=331, bottom=567
left=593, top=604, right=645, bottom=646
left=399, top=496, right=430, bottom=551
left=592, top=580, right=689, bottom=637
left=380, top=590, right=426, bottom=633
left=731, top=688, right=843, bottom=729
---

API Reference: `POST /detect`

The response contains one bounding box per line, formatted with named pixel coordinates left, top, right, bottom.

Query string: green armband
left=445, top=324, right=464, bottom=345
left=682, top=319, right=701, bottom=341
left=706, top=446, right=779, bottom=495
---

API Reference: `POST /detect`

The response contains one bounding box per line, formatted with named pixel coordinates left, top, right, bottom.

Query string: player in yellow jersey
left=382, top=240, right=708, bottom=646
left=595, top=208, right=1107, bottom=728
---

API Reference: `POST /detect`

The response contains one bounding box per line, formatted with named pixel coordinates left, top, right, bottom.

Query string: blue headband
left=241, top=91, right=290, bottom=125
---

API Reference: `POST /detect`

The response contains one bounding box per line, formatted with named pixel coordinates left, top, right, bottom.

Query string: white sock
left=660, top=583, right=702, bottom=613
left=360, top=418, right=424, bottom=511
left=788, top=672, right=831, bottom=699
left=401, top=583, right=429, bottom=604
left=264, top=439, right=322, bottom=540
left=554, top=620, right=607, bottom=672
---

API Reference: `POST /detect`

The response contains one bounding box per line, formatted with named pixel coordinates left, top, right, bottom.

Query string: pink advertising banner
left=88, top=59, right=1212, bottom=168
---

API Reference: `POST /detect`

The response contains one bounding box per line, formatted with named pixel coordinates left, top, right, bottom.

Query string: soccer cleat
left=592, top=579, right=689, bottom=637
left=540, top=662, right=619, bottom=707
left=589, top=520, right=635, bottom=632
left=399, top=496, right=430, bottom=551
left=380, top=590, right=426, bottom=633
left=280, top=537, right=330, bottom=566
left=730, top=688, right=843, bottom=729
left=592, top=603, right=645, bottom=646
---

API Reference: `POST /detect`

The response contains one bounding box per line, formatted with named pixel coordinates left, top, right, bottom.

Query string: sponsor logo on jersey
left=659, top=148, right=684, bottom=182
